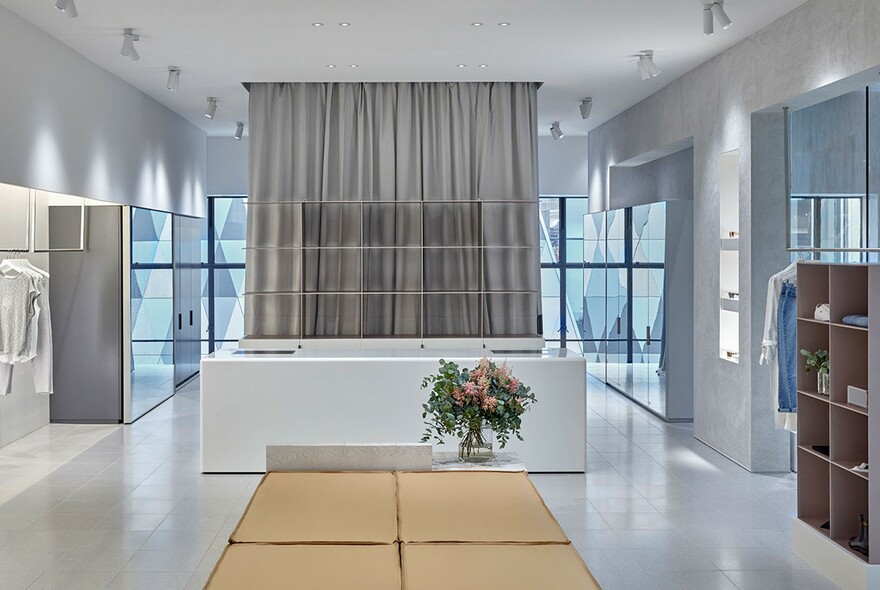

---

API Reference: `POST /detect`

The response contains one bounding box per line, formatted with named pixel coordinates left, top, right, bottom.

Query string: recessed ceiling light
left=326, top=64, right=337, bottom=68
left=479, top=64, right=488, bottom=68
left=339, top=22, right=351, bottom=27
left=471, top=22, right=483, bottom=26
left=349, top=64, right=359, bottom=68
left=312, top=22, right=324, bottom=27
left=498, top=22, right=510, bottom=27
left=457, top=64, right=467, bottom=68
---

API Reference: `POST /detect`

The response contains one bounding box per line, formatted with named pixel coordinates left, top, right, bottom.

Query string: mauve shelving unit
left=792, top=262, right=880, bottom=589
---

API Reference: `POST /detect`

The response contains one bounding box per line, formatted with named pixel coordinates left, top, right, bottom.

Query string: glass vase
left=818, top=371, right=830, bottom=396
left=459, top=421, right=494, bottom=463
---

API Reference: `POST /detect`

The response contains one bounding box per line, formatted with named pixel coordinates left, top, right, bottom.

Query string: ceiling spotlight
left=312, top=22, right=324, bottom=27
left=550, top=122, right=564, bottom=141
left=120, top=28, right=140, bottom=62
left=205, top=97, right=217, bottom=119
left=234, top=122, right=244, bottom=141
left=326, top=64, right=336, bottom=68
left=703, top=6, right=714, bottom=35
left=479, top=64, right=488, bottom=68
left=338, top=22, right=351, bottom=27
left=55, top=0, right=77, bottom=18
left=711, top=1, right=733, bottom=30
left=471, top=22, right=483, bottom=26
left=498, top=22, right=510, bottom=27
left=636, top=50, right=660, bottom=80
left=457, top=64, right=467, bottom=68
left=349, top=64, right=359, bottom=68
left=579, top=98, right=593, bottom=120
left=165, top=67, right=180, bottom=93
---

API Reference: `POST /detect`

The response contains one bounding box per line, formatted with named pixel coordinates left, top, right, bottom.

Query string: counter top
left=203, top=347, right=583, bottom=362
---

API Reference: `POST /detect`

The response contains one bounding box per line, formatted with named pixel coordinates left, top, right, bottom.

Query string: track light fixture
left=165, top=67, right=180, bottom=93
left=636, top=50, right=660, bottom=80
left=120, top=28, right=140, bottom=63
left=550, top=122, right=564, bottom=141
left=54, top=0, right=77, bottom=18
left=703, top=5, right=714, bottom=35
left=704, top=1, right=732, bottom=34
left=234, top=122, right=245, bottom=141
left=579, top=98, right=593, bottom=120
left=205, top=97, right=217, bottom=119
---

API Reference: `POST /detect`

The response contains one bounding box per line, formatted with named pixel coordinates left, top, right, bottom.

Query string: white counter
left=200, top=347, right=586, bottom=473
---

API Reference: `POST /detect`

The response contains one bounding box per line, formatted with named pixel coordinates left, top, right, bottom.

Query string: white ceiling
left=2, top=0, right=809, bottom=137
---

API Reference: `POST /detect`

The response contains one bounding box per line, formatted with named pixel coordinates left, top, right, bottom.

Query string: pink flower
left=482, top=396, right=499, bottom=412
left=508, top=377, right=520, bottom=393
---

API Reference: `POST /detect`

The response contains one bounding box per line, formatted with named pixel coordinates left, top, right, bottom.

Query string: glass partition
left=130, top=207, right=175, bottom=420
left=788, top=85, right=880, bottom=259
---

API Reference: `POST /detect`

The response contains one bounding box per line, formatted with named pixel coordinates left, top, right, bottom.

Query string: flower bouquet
left=421, top=357, right=537, bottom=462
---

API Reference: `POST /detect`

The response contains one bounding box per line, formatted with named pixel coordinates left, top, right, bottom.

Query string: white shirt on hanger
left=0, top=259, right=53, bottom=395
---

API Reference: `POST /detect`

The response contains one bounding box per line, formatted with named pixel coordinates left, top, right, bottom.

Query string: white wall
left=208, top=137, right=249, bottom=195
left=537, top=136, right=588, bottom=195
left=587, top=0, right=880, bottom=471
left=0, top=5, right=206, bottom=217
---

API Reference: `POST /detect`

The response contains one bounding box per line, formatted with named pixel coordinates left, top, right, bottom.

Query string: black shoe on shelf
left=849, top=514, right=869, bottom=557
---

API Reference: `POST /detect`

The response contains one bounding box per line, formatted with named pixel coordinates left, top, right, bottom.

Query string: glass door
left=130, top=208, right=175, bottom=421
left=630, top=202, right=666, bottom=413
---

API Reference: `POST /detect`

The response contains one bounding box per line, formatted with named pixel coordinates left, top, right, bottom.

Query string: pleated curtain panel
left=245, top=82, right=541, bottom=340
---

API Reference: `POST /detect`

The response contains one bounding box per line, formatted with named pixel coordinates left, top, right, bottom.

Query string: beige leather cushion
left=402, top=543, right=601, bottom=590
left=229, top=472, right=398, bottom=544
left=206, top=544, right=401, bottom=590
left=397, top=471, right=568, bottom=543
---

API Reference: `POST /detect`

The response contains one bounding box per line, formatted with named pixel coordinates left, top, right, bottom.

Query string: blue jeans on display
left=778, top=282, right=797, bottom=413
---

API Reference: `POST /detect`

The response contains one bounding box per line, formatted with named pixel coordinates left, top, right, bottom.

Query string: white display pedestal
left=432, top=452, right=525, bottom=472
left=201, top=347, right=586, bottom=473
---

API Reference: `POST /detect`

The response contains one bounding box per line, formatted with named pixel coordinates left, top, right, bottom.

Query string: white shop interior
left=0, top=1, right=879, bottom=589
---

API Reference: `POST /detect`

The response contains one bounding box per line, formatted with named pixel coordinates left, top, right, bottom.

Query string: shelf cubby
left=798, top=448, right=830, bottom=535
left=830, top=265, right=869, bottom=324
left=797, top=318, right=830, bottom=394
left=794, top=262, right=878, bottom=575
left=798, top=392, right=830, bottom=452
left=830, top=405, right=868, bottom=468
left=796, top=263, right=830, bottom=319
left=830, top=465, right=869, bottom=562
left=829, top=325, right=869, bottom=405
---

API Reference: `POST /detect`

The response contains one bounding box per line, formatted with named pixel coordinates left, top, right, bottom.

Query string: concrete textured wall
left=588, top=0, right=880, bottom=471
left=0, top=5, right=206, bottom=217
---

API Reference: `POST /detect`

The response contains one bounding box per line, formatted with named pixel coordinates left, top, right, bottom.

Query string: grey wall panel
left=49, top=206, right=123, bottom=423
left=664, top=200, right=695, bottom=422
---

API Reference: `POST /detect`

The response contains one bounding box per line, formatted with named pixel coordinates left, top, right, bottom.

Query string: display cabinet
left=242, top=199, right=540, bottom=342
left=793, top=262, right=880, bottom=590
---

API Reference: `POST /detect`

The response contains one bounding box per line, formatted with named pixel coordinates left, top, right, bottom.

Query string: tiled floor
left=0, top=376, right=837, bottom=590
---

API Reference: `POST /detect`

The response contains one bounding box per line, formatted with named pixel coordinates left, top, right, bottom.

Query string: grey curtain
left=245, top=82, right=540, bottom=339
